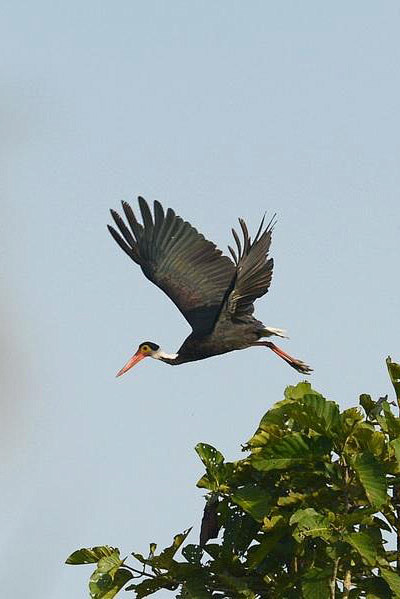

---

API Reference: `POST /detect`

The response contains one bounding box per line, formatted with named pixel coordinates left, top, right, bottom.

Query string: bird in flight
left=108, top=197, right=312, bottom=377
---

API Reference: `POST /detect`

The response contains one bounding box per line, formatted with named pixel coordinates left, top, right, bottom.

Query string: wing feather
left=108, top=198, right=235, bottom=334
left=110, top=210, right=136, bottom=248
left=122, top=201, right=143, bottom=239
left=222, top=214, right=276, bottom=320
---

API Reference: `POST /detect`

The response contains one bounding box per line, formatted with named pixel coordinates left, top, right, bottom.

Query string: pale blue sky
left=1, top=2, right=400, bottom=597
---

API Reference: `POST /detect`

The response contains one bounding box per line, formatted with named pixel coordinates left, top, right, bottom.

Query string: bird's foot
left=254, top=341, right=313, bottom=375
left=287, top=358, right=313, bottom=375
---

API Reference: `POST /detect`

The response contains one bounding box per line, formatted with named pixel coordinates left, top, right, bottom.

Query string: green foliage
left=387, top=357, right=400, bottom=405
left=67, top=547, right=133, bottom=598
left=67, top=358, right=400, bottom=598
left=66, top=546, right=118, bottom=565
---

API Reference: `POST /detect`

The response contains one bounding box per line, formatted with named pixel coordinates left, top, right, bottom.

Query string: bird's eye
left=141, top=345, right=150, bottom=353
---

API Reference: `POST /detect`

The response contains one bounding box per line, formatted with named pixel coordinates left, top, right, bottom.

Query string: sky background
left=1, top=2, right=400, bottom=597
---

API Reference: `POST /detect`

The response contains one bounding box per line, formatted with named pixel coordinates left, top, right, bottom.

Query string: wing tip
left=267, top=212, right=278, bottom=231
left=138, top=196, right=154, bottom=227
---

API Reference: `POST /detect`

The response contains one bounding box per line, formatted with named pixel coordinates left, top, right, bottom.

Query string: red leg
left=253, top=341, right=313, bottom=374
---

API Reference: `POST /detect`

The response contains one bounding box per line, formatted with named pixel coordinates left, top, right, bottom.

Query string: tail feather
left=262, top=327, right=288, bottom=339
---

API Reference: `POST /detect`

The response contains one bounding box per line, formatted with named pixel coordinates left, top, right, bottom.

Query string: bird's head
left=116, top=341, right=178, bottom=377
left=116, top=341, right=160, bottom=377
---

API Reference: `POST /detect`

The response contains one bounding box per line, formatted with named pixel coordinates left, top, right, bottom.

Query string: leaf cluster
left=67, top=357, right=400, bottom=598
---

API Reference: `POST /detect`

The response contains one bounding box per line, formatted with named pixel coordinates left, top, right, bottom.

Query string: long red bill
left=116, top=351, right=146, bottom=377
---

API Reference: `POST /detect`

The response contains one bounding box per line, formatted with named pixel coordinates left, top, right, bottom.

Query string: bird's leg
left=252, top=341, right=313, bottom=375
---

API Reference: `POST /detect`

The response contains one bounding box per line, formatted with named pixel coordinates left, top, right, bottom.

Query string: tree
left=66, top=357, right=400, bottom=598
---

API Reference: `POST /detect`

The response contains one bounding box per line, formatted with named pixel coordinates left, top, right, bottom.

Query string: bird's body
left=166, top=319, right=264, bottom=364
left=108, top=197, right=312, bottom=376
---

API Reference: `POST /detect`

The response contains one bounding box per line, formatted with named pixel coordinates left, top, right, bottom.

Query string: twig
left=329, top=558, right=339, bottom=599
left=343, top=569, right=352, bottom=598
left=122, top=564, right=157, bottom=579
left=394, top=485, right=400, bottom=572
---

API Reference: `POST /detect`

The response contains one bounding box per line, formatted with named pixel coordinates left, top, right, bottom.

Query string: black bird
left=108, top=197, right=312, bottom=376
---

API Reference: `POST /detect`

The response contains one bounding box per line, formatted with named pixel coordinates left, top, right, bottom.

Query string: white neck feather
left=152, top=349, right=178, bottom=361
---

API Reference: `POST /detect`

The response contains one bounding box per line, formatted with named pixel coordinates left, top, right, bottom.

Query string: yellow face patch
left=140, top=344, right=151, bottom=354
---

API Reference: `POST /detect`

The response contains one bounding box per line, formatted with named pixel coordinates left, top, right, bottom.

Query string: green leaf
left=339, top=507, right=376, bottom=528
left=380, top=401, right=400, bottom=439
left=94, top=552, right=122, bottom=574
left=88, top=552, right=132, bottom=599
left=367, top=431, right=386, bottom=459
left=201, top=543, right=220, bottom=559
left=345, top=532, right=377, bottom=566
left=390, top=438, right=400, bottom=468
left=290, top=508, right=332, bottom=542
left=222, top=509, right=259, bottom=555
left=218, top=573, right=256, bottom=596
left=353, top=451, right=387, bottom=509
left=359, top=576, right=392, bottom=598
left=195, top=443, right=224, bottom=468
left=277, top=491, right=306, bottom=506
left=231, top=485, right=272, bottom=521
left=251, top=433, right=328, bottom=472
left=301, top=393, right=341, bottom=436
left=252, top=386, right=325, bottom=442
left=262, top=514, right=285, bottom=531
left=380, top=567, right=400, bottom=597
left=284, top=381, right=314, bottom=400
left=252, top=456, right=303, bottom=472
left=360, top=394, right=375, bottom=417
left=96, top=569, right=132, bottom=599
left=249, top=385, right=324, bottom=446
left=372, top=515, right=393, bottom=533
left=341, top=407, right=364, bottom=431
left=195, top=444, right=232, bottom=491
left=301, top=567, right=332, bottom=599
left=126, top=577, right=175, bottom=598
left=387, top=357, right=400, bottom=403
left=182, top=544, right=203, bottom=565
left=66, top=546, right=117, bottom=565
left=183, top=577, right=213, bottom=599
left=150, top=529, right=192, bottom=569
left=246, top=527, right=286, bottom=569
left=256, top=398, right=297, bottom=431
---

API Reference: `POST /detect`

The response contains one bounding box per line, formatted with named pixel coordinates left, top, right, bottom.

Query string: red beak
left=116, top=350, right=146, bottom=377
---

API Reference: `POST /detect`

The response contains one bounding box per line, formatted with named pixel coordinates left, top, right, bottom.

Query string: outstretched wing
left=108, top=197, right=235, bottom=335
left=223, top=214, right=276, bottom=320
